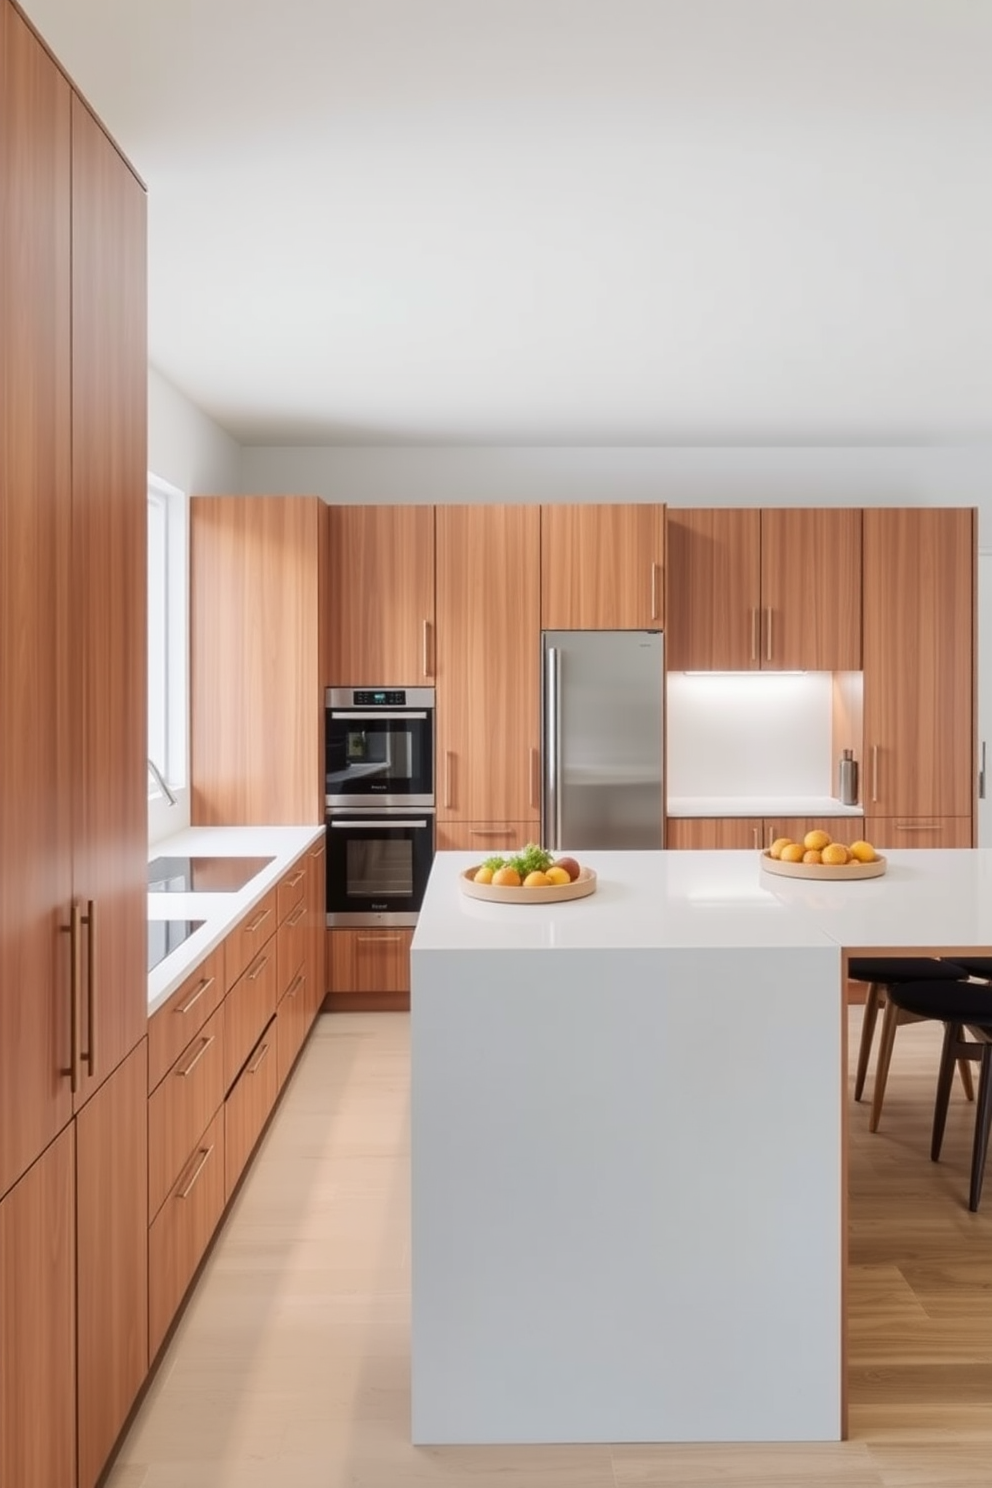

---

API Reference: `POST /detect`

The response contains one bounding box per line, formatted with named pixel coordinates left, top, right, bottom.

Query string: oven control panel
left=354, top=689, right=406, bottom=705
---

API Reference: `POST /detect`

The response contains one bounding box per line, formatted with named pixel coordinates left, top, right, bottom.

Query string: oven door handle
left=328, top=820, right=429, bottom=829
left=331, top=711, right=428, bottom=721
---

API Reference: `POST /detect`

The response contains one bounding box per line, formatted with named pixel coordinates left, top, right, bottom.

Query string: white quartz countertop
left=147, top=824, right=324, bottom=1016
left=666, top=796, right=864, bottom=818
left=413, top=848, right=992, bottom=956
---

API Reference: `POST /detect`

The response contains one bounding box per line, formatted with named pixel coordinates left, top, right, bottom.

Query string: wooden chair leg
left=854, top=984, right=882, bottom=1102
left=968, top=1044, right=992, bottom=1212
left=957, top=1056, right=976, bottom=1102
left=869, top=997, right=902, bottom=1132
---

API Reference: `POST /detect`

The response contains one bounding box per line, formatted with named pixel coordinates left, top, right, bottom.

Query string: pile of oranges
left=768, top=829, right=877, bottom=866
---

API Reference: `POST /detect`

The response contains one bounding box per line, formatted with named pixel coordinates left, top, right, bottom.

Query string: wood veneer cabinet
left=328, top=929, right=414, bottom=1006
left=191, top=495, right=327, bottom=825
left=541, top=504, right=665, bottom=630
left=667, top=816, right=863, bottom=850
left=307, top=837, right=327, bottom=1015
left=666, top=508, right=862, bottom=672
left=148, top=1108, right=226, bottom=1361
left=862, top=509, right=975, bottom=831
left=436, top=820, right=539, bottom=853
left=327, top=504, right=436, bottom=683
left=866, top=816, right=974, bottom=850
left=435, top=505, right=541, bottom=825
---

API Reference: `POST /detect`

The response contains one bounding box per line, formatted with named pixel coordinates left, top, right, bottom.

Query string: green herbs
left=480, top=842, right=555, bottom=877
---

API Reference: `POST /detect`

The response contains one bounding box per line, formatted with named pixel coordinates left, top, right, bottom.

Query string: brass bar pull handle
left=444, top=751, right=453, bottom=810
left=248, top=1042, right=271, bottom=1076
left=753, top=826, right=760, bottom=849
left=177, top=1144, right=214, bottom=1200
left=82, top=900, right=95, bottom=1077
left=357, top=934, right=403, bottom=943
left=286, top=870, right=305, bottom=889
left=177, top=1034, right=215, bottom=1078
left=178, top=975, right=215, bottom=1016
left=288, top=903, right=307, bottom=927
left=247, top=953, right=270, bottom=983
left=650, top=562, right=661, bottom=621
left=871, top=745, right=879, bottom=803
left=286, top=972, right=305, bottom=999
left=245, top=906, right=272, bottom=935
left=530, top=746, right=540, bottom=810
left=309, top=842, right=325, bottom=860
left=750, top=608, right=758, bottom=663
left=894, top=822, right=942, bottom=832
left=423, top=619, right=432, bottom=677
left=60, top=903, right=81, bottom=1093
left=981, top=740, right=987, bottom=801
left=469, top=828, right=513, bottom=837
left=766, top=607, right=773, bottom=663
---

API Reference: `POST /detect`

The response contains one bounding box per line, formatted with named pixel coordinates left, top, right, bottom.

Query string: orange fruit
left=804, top=829, right=832, bottom=852
left=802, top=849, right=823, bottom=864
left=492, top=866, right=522, bottom=887
left=848, top=840, right=876, bottom=863
left=473, top=865, right=494, bottom=884
left=545, top=866, right=571, bottom=886
left=769, top=837, right=793, bottom=859
left=780, top=843, right=805, bottom=862
left=821, top=843, right=849, bottom=865
left=523, top=870, right=551, bottom=887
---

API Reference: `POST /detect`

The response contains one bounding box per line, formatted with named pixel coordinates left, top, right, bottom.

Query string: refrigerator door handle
left=546, top=645, right=562, bottom=850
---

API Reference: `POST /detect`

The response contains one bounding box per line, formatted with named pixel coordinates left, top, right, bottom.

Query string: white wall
left=239, top=444, right=992, bottom=545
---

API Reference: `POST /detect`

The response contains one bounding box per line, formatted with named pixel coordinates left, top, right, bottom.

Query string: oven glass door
left=326, top=813, right=435, bottom=926
left=326, top=710, right=434, bottom=806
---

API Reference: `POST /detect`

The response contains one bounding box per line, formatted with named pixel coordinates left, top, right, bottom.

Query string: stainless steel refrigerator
left=541, top=630, right=664, bottom=850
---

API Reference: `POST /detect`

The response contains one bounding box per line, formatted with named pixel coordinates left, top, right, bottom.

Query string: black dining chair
left=849, top=956, right=973, bottom=1131
left=883, top=978, right=992, bottom=1211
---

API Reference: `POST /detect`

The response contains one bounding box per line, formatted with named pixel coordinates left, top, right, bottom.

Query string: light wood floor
left=105, top=1008, right=992, bottom=1487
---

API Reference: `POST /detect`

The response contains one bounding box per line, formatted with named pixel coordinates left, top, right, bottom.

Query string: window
left=147, top=474, right=188, bottom=803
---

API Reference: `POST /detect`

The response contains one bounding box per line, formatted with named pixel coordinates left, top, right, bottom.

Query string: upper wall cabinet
left=666, top=508, right=862, bottom=672
left=541, top=504, right=665, bottom=630
left=327, top=505, right=436, bottom=685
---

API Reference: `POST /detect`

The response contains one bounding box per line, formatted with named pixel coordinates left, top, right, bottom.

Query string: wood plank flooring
left=105, top=1008, right=992, bottom=1487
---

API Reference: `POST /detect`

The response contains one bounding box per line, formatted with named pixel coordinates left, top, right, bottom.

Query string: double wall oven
left=325, top=687, right=435, bottom=926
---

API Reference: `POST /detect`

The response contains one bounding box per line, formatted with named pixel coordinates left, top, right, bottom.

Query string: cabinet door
left=666, top=509, right=761, bottom=671
left=760, top=509, right=862, bottom=670
left=0, top=3, right=73, bottom=1198
left=306, top=837, right=327, bottom=1019
left=863, top=509, right=975, bottom=820
left=541, top=504, right=664, bottom=630
left=436, top=506, right=541, bottom=822
left=866, top=816, right=974, bottom=850
left=665, top=818, right=756, bottom=849
left=75, top=1041, right=148, bottom=1488
left=0, top=1125, right=76, bottom=1488
left=327, top=505, right=436, bottom=684
left=70, top=96, right=148, bottom=1106
left=765, top=817, right=864, bottom=851
left=328, top=929, right=414, bottom=995
left=436, top=821, right=540, bottom=853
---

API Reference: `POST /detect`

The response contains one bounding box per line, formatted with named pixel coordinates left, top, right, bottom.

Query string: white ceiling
left=18, top=0, right=992, bottom=447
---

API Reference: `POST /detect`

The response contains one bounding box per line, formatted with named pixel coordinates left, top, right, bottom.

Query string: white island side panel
left=411, top=942, right=843, bottom=1444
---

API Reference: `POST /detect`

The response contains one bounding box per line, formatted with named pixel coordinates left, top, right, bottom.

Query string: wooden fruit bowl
left=760, top=851, right=886, bottom=881
left=459, top=865, right=597, bottom=904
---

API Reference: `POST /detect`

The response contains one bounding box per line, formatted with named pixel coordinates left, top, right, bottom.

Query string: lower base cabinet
left=0, top=1125, right=76, bottom=1488
left=327, top=928, right=414, bottom=1010
left=277, top=967, right=309, bottom=1086
left=666, top=816, right=865, bottom=851
left=866, top=816, right=973, bottom=849
left=225, top=1020, right=279, bottom=1201
left=436, top=820, right=540, bottom=853
left=148, top=1107, right=226, bottom=1359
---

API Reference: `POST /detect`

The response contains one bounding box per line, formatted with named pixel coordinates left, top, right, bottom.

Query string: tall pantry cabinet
left=1, top=7, right=149, bottom=1487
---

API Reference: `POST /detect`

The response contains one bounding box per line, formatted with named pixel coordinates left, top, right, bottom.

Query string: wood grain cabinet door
left=863, top=508, right=975, bottom=823
left=435, top=505, right=541, bottom=823
left=70, top=95, right=149, bottom=1108
left=541, top=504, right=665, bottom=630
left=666, top=509, right=761, bottom=671
left=0, top=3, right=74, bottom=1199
left=760, top=508, right=862, bottom=670
left=665, top=818, right=757, bottom=849
left=327, top=504, right=436, bottom=684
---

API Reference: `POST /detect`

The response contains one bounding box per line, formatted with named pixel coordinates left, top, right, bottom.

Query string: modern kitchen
left=6, top=3, right=992, bottom=1488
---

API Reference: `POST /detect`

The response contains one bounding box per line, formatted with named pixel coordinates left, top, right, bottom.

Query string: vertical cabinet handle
left=444, top=751, right=453, bottom=809
left=752, top=825, right=760, bottom=850
left=650, top=562, right=661, bottom=621
left=750, top=608, right=758, bottom=663
left=60, top=903, right=82, bottom=1093
left=530, top=746, right=540, bottom=810
left=82, top=899, right=95, bottom=1077
left=871, top=744, right=879, bottom=804
left=765, top=607, right=773, bottom=662
left=423, top=619, right=433, bottom=678
left=980, top=740, right=987, bottom=801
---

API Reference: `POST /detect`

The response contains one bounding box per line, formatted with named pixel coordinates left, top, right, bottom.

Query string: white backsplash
left=667, top=672, right=834, bottom=798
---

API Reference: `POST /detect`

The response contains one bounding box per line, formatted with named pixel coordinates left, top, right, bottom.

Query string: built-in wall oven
left=325, top=687, right=435, bottom=926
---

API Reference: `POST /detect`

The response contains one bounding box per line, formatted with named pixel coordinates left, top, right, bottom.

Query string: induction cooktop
left=148, top=919, right=205, bottom=973
left=147, top=855, right=274, bottom=894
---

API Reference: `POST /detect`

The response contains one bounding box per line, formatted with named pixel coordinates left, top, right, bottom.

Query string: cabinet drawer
left=277, top=897, right=308, bottom=994
left=277, top=860, right=307, bottom=925
left=148, top=1002, right=226, bottom=1223
left=866, top=816, right=974, bottom=850
left=277, top=966, right=309, bottom=1087
left=225, top=1021, right=278, bottom=1201
left=225, top=942, right=278, bottom=1090
left=435, top=820, right=539, bottom=853
left=148, top=1107, right=225, bottom=1360
left=328, top=928, right=413, bottom=994
left=224, top=887, right=278, bottom=988
left=148, top=947, right=224, bottom=1093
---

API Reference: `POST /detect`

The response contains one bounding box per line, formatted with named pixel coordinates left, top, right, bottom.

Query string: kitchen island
left=410, top=848, right=992, bottom=1446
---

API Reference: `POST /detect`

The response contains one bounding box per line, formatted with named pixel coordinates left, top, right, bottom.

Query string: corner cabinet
left=541, top=504, right=665, bottom=630
left=862, top=508, right=975, bottom=842
left=327, top=504, right=436, bottom=684
left=666, top=508, right=862, bottom=672
left=435, top=506, right=541, bottom=826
